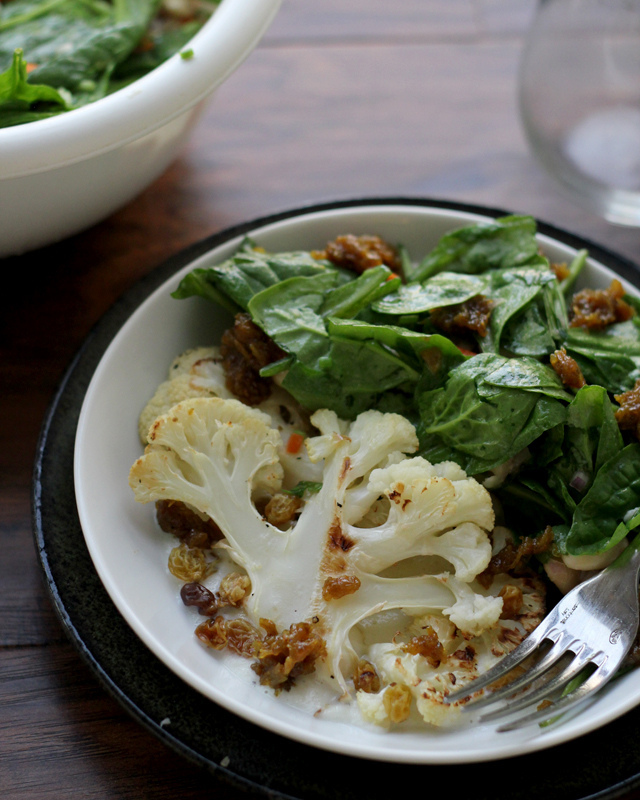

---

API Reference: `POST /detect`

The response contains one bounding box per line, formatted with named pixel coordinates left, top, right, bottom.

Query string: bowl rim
left=0, top=0, right=282, bottom=179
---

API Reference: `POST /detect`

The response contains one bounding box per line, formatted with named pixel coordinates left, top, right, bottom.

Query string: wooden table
left=4, top=1, right=640, bottom=797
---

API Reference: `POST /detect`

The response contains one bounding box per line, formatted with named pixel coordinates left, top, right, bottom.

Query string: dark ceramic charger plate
left=33, top=198, right=640, bottom=800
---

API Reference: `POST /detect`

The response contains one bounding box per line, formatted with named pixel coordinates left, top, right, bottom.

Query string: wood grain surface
left=3, top=1, right=640, bottom=797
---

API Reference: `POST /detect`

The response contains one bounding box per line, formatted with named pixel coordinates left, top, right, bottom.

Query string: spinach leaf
left=320, top=265, right=400, bottom=319
left=173, top=239, right=342, bottom=314
left=478, top=355, right=573, bottom=402
left=557, top=444, right=640, bottom=554
left=280, top=336, right=417, bottom=420
left=482, top=260, right=567, bottom=357
left=1, top=0, right=161, bottom=93
left=564, top=321, right=640, bottom=394
left=496, top=478, right=570, bottom=534
left=0, top=47, right=68, bottom=120
left=500, top=300, right=557, bottom=357
left=417, top=353, right=569, bottom=474
left=373, top=272, right=490, bottom=315
left=112, top=19, right=201, bottom=81
left=248, top=270, right=423, bottom=418
left=498, top=385, right=624, bottom=537
left=247, top=266, right=399, bottom=360
left=567, top=385, right=624, bottom=472
left=543, top=385, right=624, bottom=518
left=326, top=318, right=466, bottom=379
left=248, top=272, right=339, bottom=371
left=409, top=215, right=540, bottom=283
left=483, top=278, right=543, bottom=354
left=0, top=0, right=96, bottom=37
left=567, top=320, right=640, bottom=353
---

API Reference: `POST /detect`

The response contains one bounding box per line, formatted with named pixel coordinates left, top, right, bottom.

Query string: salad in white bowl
left=127, top=211, right=640, bottom=733
left=0, top=0, right=281, bottom=255
left=74, top=202, right=640, bottom=763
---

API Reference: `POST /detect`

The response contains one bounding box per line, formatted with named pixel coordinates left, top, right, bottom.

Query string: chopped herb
left=284, top=481, right=323, bottom=498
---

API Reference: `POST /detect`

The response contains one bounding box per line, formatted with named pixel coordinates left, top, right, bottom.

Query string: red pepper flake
left=286, top=432, right=305, bottom=454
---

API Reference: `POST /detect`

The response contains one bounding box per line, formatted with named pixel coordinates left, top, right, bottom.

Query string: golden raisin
left=259, top=618, right=279, bottom=637
left=430, top=295, right=494, bottom=338
left=156, top=499, right=223, bottom=548
left=168, top=542, right=214, bottom=582
left=550, top=347, right=586, bottom=389
left=353, top=659, right=381, bottom=694
left=252, top=621, right=327, bottom=691
left=551, top=262, right=570, bottom=281
left=479, top=526, right=554, bottom=582
left=195, top=616, right=229, bottom=650
left=263, top=493, right=304, bottom=528
left=225, top=619, right=262, bottom=657
left=218, top=572, right=251, bottom=606
left=402, top=627, right=444, bottom=667
left=321, top=575, right=361, bottom=601
left=383, top=683, right=413, bottom=723
left=195, top=616, right=260, bottom=656
left=499, top=584, right=524, bottom=619
left=570, top=279, right=634, bottom=330
left=220, top=313, right=286, bottom=405
left=319, top=234, right=400, bottom=274
left=615, top=379, right=640, bottom=440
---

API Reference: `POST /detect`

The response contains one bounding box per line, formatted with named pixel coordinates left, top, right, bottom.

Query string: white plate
left=73, top=202, right=640, bottom=764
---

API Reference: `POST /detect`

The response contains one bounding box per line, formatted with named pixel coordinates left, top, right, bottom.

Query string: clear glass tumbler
left=519, top=0, right=640, bottom=225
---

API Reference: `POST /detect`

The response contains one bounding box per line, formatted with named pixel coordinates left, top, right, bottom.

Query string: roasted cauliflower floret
left=355, top=574, right=546, bottom=727
left=138, top=347, right=232, bottom=443
left=130, top=397, right=522, bottom=723
left=138, top=347, right=321, bottom=487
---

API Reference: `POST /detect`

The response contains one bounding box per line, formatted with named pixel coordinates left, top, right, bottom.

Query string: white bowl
left=73, top=200, right=640, bottom=765
left=0, top=0, right=281, bottom=257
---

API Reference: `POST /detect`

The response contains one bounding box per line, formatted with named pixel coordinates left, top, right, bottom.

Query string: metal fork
left=444, top=536, right=640, bottom=732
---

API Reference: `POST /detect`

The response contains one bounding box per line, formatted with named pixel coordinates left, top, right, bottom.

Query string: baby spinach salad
left=0, top=0, right=215, bottom=127
left=173, top=215, right=640, bottom=563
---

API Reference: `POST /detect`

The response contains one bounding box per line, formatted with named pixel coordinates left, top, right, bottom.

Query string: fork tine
left=494, top=656, right=619, bottom=732
left=444, top=616, right=559, bottom=705
left=477, top=643, right=600, bottom=722
left=453, top=631, right=571, bottom=712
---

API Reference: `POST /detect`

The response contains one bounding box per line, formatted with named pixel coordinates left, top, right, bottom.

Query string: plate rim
left=32, top=195, right=640, bottom=798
